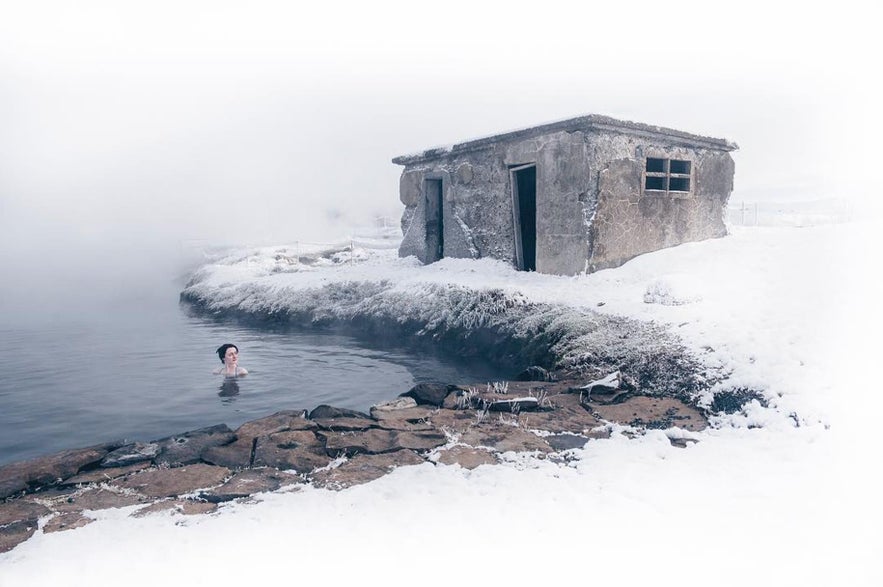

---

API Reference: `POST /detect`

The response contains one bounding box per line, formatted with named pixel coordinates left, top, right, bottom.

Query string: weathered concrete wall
left=398, top=131, right=595, bottom=274
left=586, top=132, right=734, bottom=272
left=398, top=126, right=734, bottom=275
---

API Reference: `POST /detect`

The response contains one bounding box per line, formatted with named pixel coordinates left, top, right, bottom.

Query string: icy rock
left=101, top=442, right=160, bottom=468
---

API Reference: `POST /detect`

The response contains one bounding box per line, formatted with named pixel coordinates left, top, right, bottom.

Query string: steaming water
left=0, top=265, right=508, bottom=467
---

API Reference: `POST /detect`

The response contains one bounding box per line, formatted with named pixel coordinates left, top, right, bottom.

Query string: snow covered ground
left=2, top=217, right=880, bottom=586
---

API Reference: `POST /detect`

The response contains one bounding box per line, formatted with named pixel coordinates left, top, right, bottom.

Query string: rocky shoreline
left=1, top=373, right=707, bottom=554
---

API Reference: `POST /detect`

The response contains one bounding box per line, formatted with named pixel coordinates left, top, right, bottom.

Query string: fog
left=0, top=1, right=876, bottom=318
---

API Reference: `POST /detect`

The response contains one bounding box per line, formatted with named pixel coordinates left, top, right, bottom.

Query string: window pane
left=645, top=176, right=666, bottom=190
left=646, top=158, right=666, bottom=173
left=669, top=177, right=690, bottom=192
left=670, top=159, right=691, bottom=174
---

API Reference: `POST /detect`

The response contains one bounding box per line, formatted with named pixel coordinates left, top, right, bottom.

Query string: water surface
left=0, top=275, right=508, bottom=466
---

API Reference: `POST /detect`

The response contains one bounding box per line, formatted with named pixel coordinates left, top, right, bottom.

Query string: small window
left=644, top=157, right=692, bottom=194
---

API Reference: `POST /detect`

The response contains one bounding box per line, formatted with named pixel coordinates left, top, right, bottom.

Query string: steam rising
left=0, top=2, right=876, bottom=320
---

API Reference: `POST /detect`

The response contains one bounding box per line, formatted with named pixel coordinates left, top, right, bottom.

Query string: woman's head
left=216, top=343, right=239, bottom=364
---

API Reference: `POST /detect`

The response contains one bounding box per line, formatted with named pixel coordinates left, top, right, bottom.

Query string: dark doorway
left=424, top=179, right=444, bottom=263
left=510, top=165, right=536, bottom=271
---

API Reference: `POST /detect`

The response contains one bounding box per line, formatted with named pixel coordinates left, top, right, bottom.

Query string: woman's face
left=224, top=347, right=239, bottom=364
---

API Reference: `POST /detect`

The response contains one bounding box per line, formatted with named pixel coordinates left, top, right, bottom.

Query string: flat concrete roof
left=392, top=114, right=738, bottom=165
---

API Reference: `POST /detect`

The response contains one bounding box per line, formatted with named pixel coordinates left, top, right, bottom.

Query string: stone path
left=1, top=376, right=706, bottom=554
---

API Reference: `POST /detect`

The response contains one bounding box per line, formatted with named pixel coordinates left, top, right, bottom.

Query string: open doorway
left=510, top=165, right=536, bottom=271
left=424, top=179, right=444, bottom=263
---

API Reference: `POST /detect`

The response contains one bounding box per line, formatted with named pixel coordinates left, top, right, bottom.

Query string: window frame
left=642, top=157, right=693, bottom=197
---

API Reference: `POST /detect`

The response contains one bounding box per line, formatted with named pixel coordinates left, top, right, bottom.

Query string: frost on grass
left=183, top=272, right=715, bottom=405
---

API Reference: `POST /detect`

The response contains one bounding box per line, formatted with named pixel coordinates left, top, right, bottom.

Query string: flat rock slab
left=199, top=469, right=301, bottom=503
left=43, top=487, right=150, bottom=514
left=43, top=512, right=93, bottom=534
left=235, top=410, right=315, bottom=439
left=435, top=446, right=498, bottom=469
left=1, top=520, right=37, bottom=554
left=0, top=444, right=116, bottom=498
left=63, top=462, right=152, bottom=485
left=253, top=435, right=331, bottom=474
left=308, top=405, right=371, bottom=420
left=312, top=417, right=377, bottom=432
left=153, top=424, right=236, bottom=467
left=425, top=409, right=480, bottom=435
left=517, top=393, right=605, bottom=434
left=370, top=405, right=434, bottom=422
left=459, top=424, right=553, bottom=454
left=202, top=438, right=255, bottom=470
left=132, top=499, right=218, bottom=518
left=0, top=500, right=51, bottom=526
left=312, top=450, right=426, bottom=490
left=589, top=396, right=707, bottom=431
left=111, top=464, right=231, bottom=499
left=101, top=442, right=160, bottom=468
left=320, top=429, right=447, bottom=456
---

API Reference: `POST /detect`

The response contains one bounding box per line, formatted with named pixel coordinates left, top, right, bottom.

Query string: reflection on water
left=218, top=378, right=240, bottom=401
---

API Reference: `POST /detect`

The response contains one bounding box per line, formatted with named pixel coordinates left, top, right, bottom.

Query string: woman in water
left=214, top=343, right=248, bottom=377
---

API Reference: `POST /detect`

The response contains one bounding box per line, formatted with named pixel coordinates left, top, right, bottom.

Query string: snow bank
left=3, top=220, right=879, bottom=586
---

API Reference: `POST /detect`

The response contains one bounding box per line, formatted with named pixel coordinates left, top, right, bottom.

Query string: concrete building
left=394, top=114, right=737, bottom=275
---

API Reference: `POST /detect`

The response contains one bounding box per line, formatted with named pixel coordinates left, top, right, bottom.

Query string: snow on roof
left=392, top=113, right=738, bottom=165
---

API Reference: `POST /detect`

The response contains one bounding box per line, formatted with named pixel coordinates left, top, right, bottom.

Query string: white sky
left=0, top=1, right=878, bottom=252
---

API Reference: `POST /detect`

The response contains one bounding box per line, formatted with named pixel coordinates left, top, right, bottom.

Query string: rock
left=312, top=417, right=377, bottom=432
left=0, top=477, right=27, bottom=501
left=101, top=442, right=160, bottom=467
left=319, top=429, right=447, bottom=457
left=459, top=424, right=553, bottom=454
left=41, top=487, right=149, bottom=514
left=435, top=446, right=497, bottom=469
left=132, top=499, right=218, bottom=518
left=425, top=409, right=480, bottom=435
left=312, top=450, right=425, bottom=489
left=308, top=405, right=371, bottom=420
left=0, top=500, right=50, bottom=526
left=545, top=434, right=590, bottom=451
left=400, top=383, right=461, bottom=407
left=369, top=396, right=418, bottom=417
left=512, top=393, right=604, bottom=434
left=373, top=417, right=437, bottom=433
left=253, top=432, right=331, bottom=474
left=201, top=438, right=255, bottom=470
left=111, top=464, right=231, bottom=499
left=0, top=520, right=37, bottom=554
left=153, top=424, right=236, bottom=467
left=43, top=512, right=93, bottom=534
left=589, top=396, right=707, bottom=431
left=669, top=437, right=699, bottom=448
left=0, top=443, right=118, bottom=497
left=199, top=469, right=301, bottom=503
left=515, top=366, right=555, bottom=382
left=487, top=397, right=539, bottom=413
left=61, top=461, right=152, bottom=485
left=235, top=410, right=314, bottom=439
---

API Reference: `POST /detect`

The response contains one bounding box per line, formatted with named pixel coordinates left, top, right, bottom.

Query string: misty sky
left=0, top=1, right=877, bottom=307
